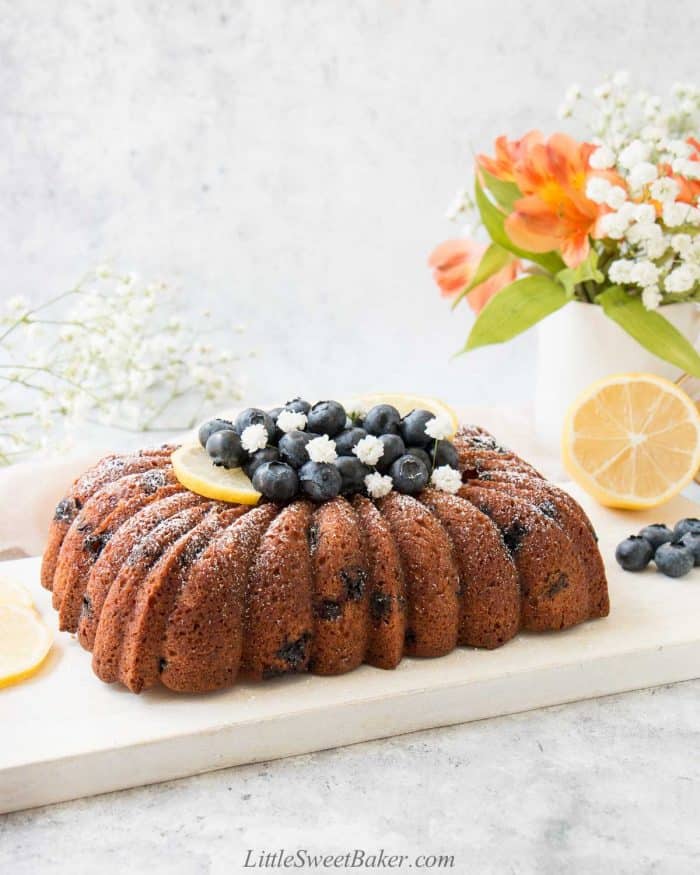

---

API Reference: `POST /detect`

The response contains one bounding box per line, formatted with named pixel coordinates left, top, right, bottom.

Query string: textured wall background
left=1, top=0, right=697, bottom=406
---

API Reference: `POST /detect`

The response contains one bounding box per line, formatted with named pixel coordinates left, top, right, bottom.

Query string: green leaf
left=556, top=249, right=604, bottom=299
left=597, top=286, right=700, bottom=377
left=451, top=243, right=513, bottom=310
left=481, top=169, right=521, bottom=212
left=462, top=275, right=569, bottom=352
left=474, top=178, right=564, bottom=274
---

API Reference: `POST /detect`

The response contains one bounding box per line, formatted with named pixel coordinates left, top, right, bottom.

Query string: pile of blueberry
left=197, top=398, right=461, bottom=504
left=615, top=518, right=700, bottom=578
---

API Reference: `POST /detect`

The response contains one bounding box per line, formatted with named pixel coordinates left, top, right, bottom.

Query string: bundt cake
left=41, top=419, right=609, bottom=694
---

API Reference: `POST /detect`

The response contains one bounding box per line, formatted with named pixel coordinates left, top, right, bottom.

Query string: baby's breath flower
left=642, top=286, right=662, bottom=310
left=277, top=409, right=307, bottom=433
left=306, top=434, right=337, bottom=464
left=425, top=415, right=453, bottom=441
left=354, top=435, right=384, bottom=466
left=430, top=465, right=462, bottom=494
left=665, top=265, right=697, bottom=293
left=364, top=472, right=393, bottom=499
left=241, top=424, right=268, bottom=453
left=650, top=177, right=680, bottom=203
left=588, top=145, right=615, bottom=170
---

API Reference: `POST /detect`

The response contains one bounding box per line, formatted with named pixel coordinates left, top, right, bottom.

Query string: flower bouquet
left=430, top=75, right=700, bottom=378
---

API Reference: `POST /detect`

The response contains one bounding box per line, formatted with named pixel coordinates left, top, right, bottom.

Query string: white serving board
left=1, top=485, right=699, bottom=814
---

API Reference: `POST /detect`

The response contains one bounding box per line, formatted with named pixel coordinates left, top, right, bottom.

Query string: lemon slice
left=562, top=373, right=700, bottom=509
left=171, top=442, right=262, bottom=505
left=343, top=393, right=459, bottom=438
left=0, top=577, right=33, bottom=608
left=0, top=605, right=53, bottom=689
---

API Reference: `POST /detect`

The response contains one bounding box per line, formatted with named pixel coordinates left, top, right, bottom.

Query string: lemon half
left=171, top=442, right=262, bottom=505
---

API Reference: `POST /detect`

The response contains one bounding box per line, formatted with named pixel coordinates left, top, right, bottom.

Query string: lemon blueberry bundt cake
left=41, top=396, right=609, bottom=693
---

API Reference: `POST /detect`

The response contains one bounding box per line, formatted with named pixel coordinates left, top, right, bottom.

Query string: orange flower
left=428, top=239, right=520, bottom=313
left=477, top=131, right=543, bottom=182
left=502, top=133, right=624, bottom=268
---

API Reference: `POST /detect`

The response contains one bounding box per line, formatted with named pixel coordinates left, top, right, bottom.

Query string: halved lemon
left=343, top=393, right=459, bottom=437
left=0, top=577, right=33, bottom=608
left=171, top=442, right=262, bottom=505
left=562, top=373, right=700, bottom=509
left=0, top=605, right=53, bottom=689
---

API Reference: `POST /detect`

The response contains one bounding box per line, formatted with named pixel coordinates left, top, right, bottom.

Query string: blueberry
left=267, top=407, right=285, bottom=442
left=434, top=440, right=459, bottom=470
left=243, top=447, right=279, bottom=479
left=299, top=461, right=342, bottom=502
left=677, top=532, right=700, bottom=566
left=278, top=430, right=314, bottom=469
left=405, top=446, right=432, bottom=470
left=198, top=418, right=235, bottom=449
left=363, top=404, right=401, bottom=437
left=399, top=409, right=435, bottom=448
left=306, top=400, right=347, bottom=437
left=334, top=427, right=367, bottom=457
left=205, top=430, right=244, bottom=469
left=234, top=408, right=275, bottom=443
left=389, top=454, right=429, bottom=495
left=285, top=397, right=311, bottom=415
left=654, top=541, right=695, bottom=578
left=615, top=535, right=653, bottom=571
left=673, top=518, right=700, bottom=539
left=252, top=461, right=299, bottom=503
left=636, top=523, right=673, bottom=551
left=335, top=456, right=371, bottom=494
left=375, top=434, right=406, bottom=473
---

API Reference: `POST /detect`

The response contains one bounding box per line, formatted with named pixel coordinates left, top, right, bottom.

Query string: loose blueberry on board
left=306, top=400, right=347, bottom=437
left=299, top=461, right=343, bottom=502
left=614, top=535, right=654, bottom=572
left=278, top=430, right=314, bottom=469
left=335, top=456, right=371, bottom=494
left=405, top=446, right=433, bottom=471
left=676, top=532, right=700, bottom=566
left=243, top=447, right=279, bottom=479
left=637, top=523, right=673, bottom=551
left=285, top=397, right=311, bottom=415
left=375, top=434, right=406, bottom=473
left=205, top=430, right=244, bottom=469
left=234, top=408, right=275, bottom=443
left=673, top=518, right=700, bottom=539
left=198, top=418, right=235, bottom=449
left=252, top=461, right=299, bottom=503
left=390, top=454, right=430, bottom=495
left=334, top=427, right=368, bottom=457
left=434, top=439, right=459, bottom=470
left=399, top=409, right=435, bottom=448
left=363, top=404, right=401, bottom=437
left=654, top=541, right=695, bottom=578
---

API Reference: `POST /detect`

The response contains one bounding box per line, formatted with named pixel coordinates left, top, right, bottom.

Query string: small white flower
left=605, top=186, right=628, bottom=210
left=586, top=177, right=612, bottom=203
left=628, top=162, right=658, bottom=190
left=425, top=415, right=452, bottom=441
left=598, top=211, right=631, bottom=239
left=642, top=286, right=662, bottom=310
left=671, top=234, right=692, bottom=257
left=430, top=465, right=462, bottom=494
left=612, top=71, right=630, bottom=88
left=667, top=139, right=692, bottom=159
left=589, top=146, right=615, bottom=170
left=306, top=434, right=337, bottom=463
left=241, top=423, right=268, bottom=453
left=662, top=201, right=693, bottom=228
left=665, top=265, right=696, bottom=293
left=354, top=434, right=384, bottom=466
left=364, top=472, right=393, bottom=499
left=276, top=409, right=307, bottom=433
left=619, top=140, right=649, bottom=170
left=633, top=203, right=656, bottom=224
left=608, top=259, right=635, bottom=284
left=630, top=260, right=660, bottom=288
left=650, top=177, right=680, bottom=203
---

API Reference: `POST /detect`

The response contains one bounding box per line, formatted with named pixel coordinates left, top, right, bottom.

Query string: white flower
left=665, top=265, right=697, bottom=293
left=425, top=415, right=453, bottom=441
left=633, top=203, right=656, bottom=224
left=241, top=423, right=268, bottom=453
left=446, top=188, right=474, bottom=221
left=276, top=409, right=307, bottom=433
left=630, top=260, right=660, bottom=288
left=586, top=177, right=611, bottom=203
left=306, top=434, right=337, bottom=463
left=430, top=465, right=462, bottom=494
left=588, top=145, right=615, bottom=170
left=667, top=139, right=692, bottom=158
left=662, top=201, right=693, bottom=228
left=650, top=177, right=680, bottom=203
left=608, top=259, right=635, bottom=284
left=605, top=186, right=628, bottom=210
left=612, top=71, right=630, bottom=89
left=642, top=286, right=662, bottom=310
left=353, top=435, right=384, bottom=466
left=364, top=472, right=393, bottom=499
left=671, top=234, right=692, bottom=257
left=619, top=140, right=650, bottom=170
left=628, top=162, right=658, bottom=190
left=598, top=210, right=631, bottom=239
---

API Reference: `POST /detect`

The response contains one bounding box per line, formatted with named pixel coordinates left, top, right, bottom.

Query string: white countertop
left=1, top=679, right=698, bottom=874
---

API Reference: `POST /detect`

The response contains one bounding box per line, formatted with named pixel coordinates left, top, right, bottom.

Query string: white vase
left=534, top=301, right=700, bottom=449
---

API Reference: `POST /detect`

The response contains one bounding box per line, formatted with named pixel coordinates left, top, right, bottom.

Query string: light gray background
left=2, top=0, right=698, bottom=404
